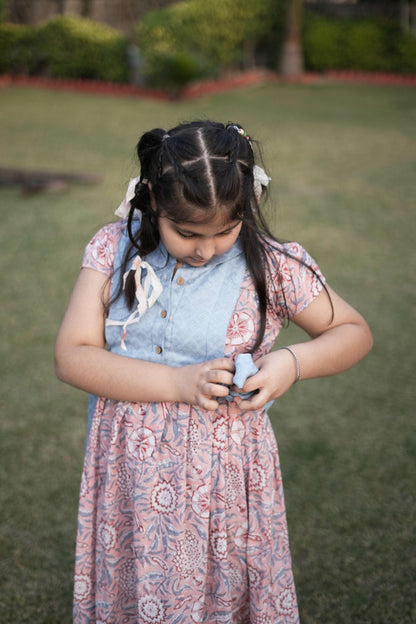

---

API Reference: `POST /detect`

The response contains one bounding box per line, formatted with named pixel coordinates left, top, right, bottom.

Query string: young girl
left=55, top=120, right=372, bottom=623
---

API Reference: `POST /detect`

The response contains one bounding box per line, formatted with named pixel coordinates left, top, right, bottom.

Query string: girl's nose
left=195, top=238, right=215, bottom=260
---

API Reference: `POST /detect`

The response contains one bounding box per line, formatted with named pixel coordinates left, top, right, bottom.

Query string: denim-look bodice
left=105, top=218, right=247, bottom=367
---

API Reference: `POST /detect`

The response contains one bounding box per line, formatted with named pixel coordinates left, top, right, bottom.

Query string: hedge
left=0, top=23, right=39, bottom=75
left=303, top=14, right=416, bottom=74
left=137, top=0, right=281, bottom=87
left=0, top=15, right=129, bottom=82
left=2, top=10, right=415, bottom=88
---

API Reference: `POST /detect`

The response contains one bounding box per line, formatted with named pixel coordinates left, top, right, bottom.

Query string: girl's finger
left=235, top=370, right=262, bottom=393
left=236, top=388, right=269, bottom=411
left=207, top=369, right=234, bottom=386
left=209, top=357, right=235, bottom=372
left=198, top=395, right=219, bottom=411
left=204, top=382, right=231, bottom=398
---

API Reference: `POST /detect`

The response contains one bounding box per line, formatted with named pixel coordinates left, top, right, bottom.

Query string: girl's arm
left=54, top=268, right=235, bottom=410
left=235, top=285, right=373, bottom=411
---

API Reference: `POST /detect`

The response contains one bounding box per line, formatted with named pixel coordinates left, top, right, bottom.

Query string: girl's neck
left=171, top=260, right=184, bottom=279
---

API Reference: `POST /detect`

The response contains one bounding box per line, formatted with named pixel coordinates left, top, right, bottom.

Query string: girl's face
left=157, top=211, right=242, bottom=267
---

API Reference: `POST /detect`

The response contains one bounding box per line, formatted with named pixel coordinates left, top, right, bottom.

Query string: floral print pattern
left=83, top=229, right=115, bottom=275
left=74, top=221, right=326, bottom=623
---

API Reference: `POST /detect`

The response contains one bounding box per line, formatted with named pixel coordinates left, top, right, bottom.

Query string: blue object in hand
left=226, top=353, right=274, bottom=410
left=227, top=353, right=259, bottom=401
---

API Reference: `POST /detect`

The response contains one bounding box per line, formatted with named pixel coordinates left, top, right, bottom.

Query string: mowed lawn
left=0, top=81, right=415, bottom=623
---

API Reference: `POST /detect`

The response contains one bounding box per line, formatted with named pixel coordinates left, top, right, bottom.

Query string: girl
left=55, top=121, right=372, bottom=623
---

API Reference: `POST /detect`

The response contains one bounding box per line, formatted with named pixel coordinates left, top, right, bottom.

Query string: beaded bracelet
left=280, top=346, right=301, bottom=383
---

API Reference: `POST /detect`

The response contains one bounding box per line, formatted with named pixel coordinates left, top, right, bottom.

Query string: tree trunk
left=279, top=0, right=304, bottom=77
left=400, top=0, right=410, bottom=31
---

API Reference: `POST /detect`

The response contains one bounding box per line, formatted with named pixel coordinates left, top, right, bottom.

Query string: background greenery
left=136, top=0, right=282, bottom=87
left=303, top=14, right=416, bottom=74
left=1, top=6, right=415, bottom=87
left=0, top=82, right=415, bottom=622
left=0, top=15, right=129, bottom=82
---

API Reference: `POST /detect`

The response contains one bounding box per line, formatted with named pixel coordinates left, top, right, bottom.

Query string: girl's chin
left=185, top=257, right=210, bottom=266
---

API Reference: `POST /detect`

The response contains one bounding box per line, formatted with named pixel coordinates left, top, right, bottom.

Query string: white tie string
left=106, top=255, right=163, bottom=350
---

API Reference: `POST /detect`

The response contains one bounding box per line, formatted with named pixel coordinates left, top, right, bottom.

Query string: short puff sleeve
left=81, top=221, right=126, bottom=276
left=267, top=241, right=326, bottom=319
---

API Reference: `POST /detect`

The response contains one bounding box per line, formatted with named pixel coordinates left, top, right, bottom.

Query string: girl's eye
left=177, top=231, right=196, bottom=239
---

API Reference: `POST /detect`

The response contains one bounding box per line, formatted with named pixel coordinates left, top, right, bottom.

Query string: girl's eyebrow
left=174, top=221, right=240, bottom=236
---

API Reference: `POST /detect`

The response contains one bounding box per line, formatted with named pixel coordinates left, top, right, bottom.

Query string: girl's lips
left=186, top=257, right=209, bottom=266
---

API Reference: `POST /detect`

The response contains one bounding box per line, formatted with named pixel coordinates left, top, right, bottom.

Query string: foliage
left=137, top=0, right=280, bottom=86
left=395, top=30, right=416, bottom=74
left=0, top=15, right=129, bottom=82
left=37, top=15, right=129, bottom=82
left=145, top=50, right=214, bottom=89
left=303, top=14, right=416, bottom=74
left=347, top=19, right=389, bottom=71
left=0, top=0, right=6, bottom=23
left=0, top=22, right=39, bottom=74
left=302, top=14, right=348, bottom=70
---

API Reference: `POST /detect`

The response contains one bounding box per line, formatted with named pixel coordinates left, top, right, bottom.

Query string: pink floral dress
left=74, top=220, right=325, bottom=624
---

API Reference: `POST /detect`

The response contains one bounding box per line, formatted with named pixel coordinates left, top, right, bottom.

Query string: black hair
left=108, top=120, right=330, bottom=353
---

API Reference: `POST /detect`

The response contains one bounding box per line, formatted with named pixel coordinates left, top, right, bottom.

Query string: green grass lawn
left=0, top=82, right=415, bottom=623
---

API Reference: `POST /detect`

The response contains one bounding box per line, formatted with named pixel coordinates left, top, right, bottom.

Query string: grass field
left=0, top=81, right=415, bottom=623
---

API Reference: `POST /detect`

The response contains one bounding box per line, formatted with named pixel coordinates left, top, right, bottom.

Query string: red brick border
left=324, top=69, right=416, bottom=87
left=1, top=69, right=415, bottom=101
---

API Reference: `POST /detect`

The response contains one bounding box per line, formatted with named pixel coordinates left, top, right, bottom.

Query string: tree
left=279, top=0, right=304, bottom=76
left=400, top=0, right=416, bottom=34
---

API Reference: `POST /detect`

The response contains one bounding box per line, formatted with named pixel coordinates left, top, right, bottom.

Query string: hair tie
left=226, top=123, right=252, bottom=146
left=162, top=133, right=170, bottom=142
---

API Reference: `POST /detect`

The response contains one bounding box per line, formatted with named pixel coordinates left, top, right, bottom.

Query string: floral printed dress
left=74, top=220, right=325, bottom=624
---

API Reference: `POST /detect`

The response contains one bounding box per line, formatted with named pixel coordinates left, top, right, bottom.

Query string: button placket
left=162, top=268, right=188, bottom=359
left=151, top=269, right=173, bottom=358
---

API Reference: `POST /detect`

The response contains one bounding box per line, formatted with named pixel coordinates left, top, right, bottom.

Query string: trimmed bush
left=347, top=20, right=390, bottom=71
left=146, top=51, right=214, bottom=89
left=137, top=0, right=279, bottom=86
left=0, top=15, right=129, bottom=83
left=0, top=23, right=39, bottom=74
left=303, top=14, right=416, bottom=75
left=37, top=15, right=129, bottom=82
left=302, top=15, right=348, bottom=70
left=395, top=32, right=416, bottom=74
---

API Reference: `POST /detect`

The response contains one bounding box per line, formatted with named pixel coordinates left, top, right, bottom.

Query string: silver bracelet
left=280, top=346, right=300, bottom=383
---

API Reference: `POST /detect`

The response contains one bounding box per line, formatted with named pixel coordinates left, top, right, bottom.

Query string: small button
left=176, top=277, right=185, bottom=285
left=155, top=346, right=162, bottom=354
left=161, top=310, right=167, bottom=318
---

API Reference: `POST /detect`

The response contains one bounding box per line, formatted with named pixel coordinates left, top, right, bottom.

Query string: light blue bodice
left=105, top=217, right=247, bottom=367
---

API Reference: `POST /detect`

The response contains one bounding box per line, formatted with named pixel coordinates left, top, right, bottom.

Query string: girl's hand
left=174, top=358, right=235, bottom=411
left=233, top=284, right=373, bottom=412
left=233, top=349, right=298, bottom=411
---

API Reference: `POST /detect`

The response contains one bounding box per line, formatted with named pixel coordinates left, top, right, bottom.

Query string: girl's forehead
left=168, top=210, right=241, bottom=234
left=173, top=205, right=237, bottom=226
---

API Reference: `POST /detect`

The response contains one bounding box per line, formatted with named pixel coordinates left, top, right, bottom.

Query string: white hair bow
left=115, top=176, right=141, bottom=218
left=253, top=165, right=271, bottom=201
